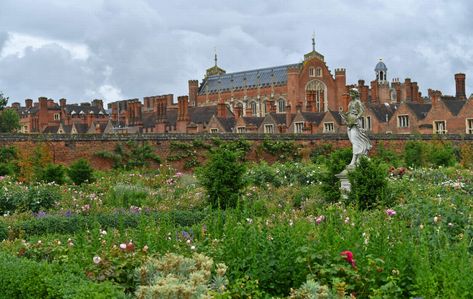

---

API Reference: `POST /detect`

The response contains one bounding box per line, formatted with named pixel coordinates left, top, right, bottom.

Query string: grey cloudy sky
left=0, top=0, right=472, bottom=105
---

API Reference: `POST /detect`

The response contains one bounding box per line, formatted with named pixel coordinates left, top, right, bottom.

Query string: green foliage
left=404, top=141, right=427, bottom=168
left=39, top=163, right=67, bottom=184
left=0, top=92, right=8, bottom=109
left=106, top=183, right=150, bottom=208
left=428, top=142, right=457, bottom=167
left=348, top=157, right=389, bottom=210
left=135, top=253, right=228, bottom=298
left=0, top=145, right=17, bottom=176
left=96, top=141, right=161, bottom=170
left=7, top=210, right=206, bottom=239
left=0, top=252, right=125, bottom=299
left=310, top=143, right=333, bottom=164
left=197, top=147, right=247, bottom=209
left=246, top=161, right=322, bottom=188
left=0, top=109, right=20, bottom=133
left=261, top=139, right=302, bottom=161
left=374, top=142, right=402, bottom=167
left=68, top=158, right=94, bottom=185
left=0, top=184, right=60, bottom=214
left=320, top=148, right=352, bottom=202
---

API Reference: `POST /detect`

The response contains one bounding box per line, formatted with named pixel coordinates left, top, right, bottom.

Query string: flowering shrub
left=135, top=253, right=228, bottom=298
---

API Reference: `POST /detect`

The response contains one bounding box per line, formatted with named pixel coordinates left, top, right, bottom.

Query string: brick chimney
left=38, top=97, right=49, bottom=131
left=403, top=78, right=412, bottom=102
left=25, top=99, right=33, bottom=109
left=92, top=99, right=103, bottom=109
left=358, top=80, right=369, bottom=103
left=11, top=102, right=21, bottom=109
left=429, top=89, right=442, bottom=107
left=234, top=105, right=243, bottom=119
left=59, top=98, right=67, bottom=108
left=47, top=99, right=55, bottom=107
left=285, top=104, right=292, bottom=128
left=217, top=98, right=227, bottom=118
left=188, top=80, right=199, bottom=106
left=455, top=73, right=466, bottom=100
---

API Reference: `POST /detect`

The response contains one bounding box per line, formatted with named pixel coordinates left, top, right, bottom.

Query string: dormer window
left=434, top=120, right=447, bottom=134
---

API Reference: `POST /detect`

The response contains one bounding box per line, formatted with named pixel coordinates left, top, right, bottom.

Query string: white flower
left=190, top=245, right=196, bottom=250
left=120, top=243, right=127, bottom=250
left=93, top=256, right=102, bottom=264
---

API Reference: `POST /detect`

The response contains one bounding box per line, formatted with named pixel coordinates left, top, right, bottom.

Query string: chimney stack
left=60, top=98, right=67, bottom=108
left=25, top=99, right=33, bottom=109
left=455, top=73, right=466, bottom=100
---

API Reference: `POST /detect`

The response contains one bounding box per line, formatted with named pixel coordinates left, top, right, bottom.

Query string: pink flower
left=93, top=256, right=102, bottom=264
left=119, top=243, right=127, bottom=250
left=385, top=209, right=396, bottom=217
left=175, top=172, right=184, bottom=178
left=316, top=215, right=325, bottom=224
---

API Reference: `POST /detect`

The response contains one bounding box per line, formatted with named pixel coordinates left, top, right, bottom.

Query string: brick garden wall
left=0, top=133, right=471, bottom=170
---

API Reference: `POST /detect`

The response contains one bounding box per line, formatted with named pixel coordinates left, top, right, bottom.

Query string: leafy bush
left=428, top=142, right=457, bottom=168
left=310, top=143, right=333, bottom=164
left=348, top=157, right=389, bottom=210
left=106, top=183, right=150, bottom=208
left=0, top=252, right=125, bottom=298
left=247, top=162, right=322, bottom=188
left=261, top=139, right=301, bottom=161
left=135, top=253, right=227, bottom=298
left=68, top=158, right=94, bottom=185
left=19, top=185, right=62, bottom=213
left=404, top=141, right=427, bottom=168
left=197, top=147, right=247, bottom=209
left=0, top=146, right=18, bottom=176
left=320, top=148, right=352, bottom=202
left=374, top=142, right=402, bottom=167
left=39, top=163, right=67, bottom=184
left=0, top=185, right=25, bottom=215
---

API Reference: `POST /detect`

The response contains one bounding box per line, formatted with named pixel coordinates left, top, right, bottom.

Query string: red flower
left=340, top=250, right=356, bottom=269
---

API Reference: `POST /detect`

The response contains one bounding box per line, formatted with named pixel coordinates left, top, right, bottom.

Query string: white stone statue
left=340, top=88, right=372, bottom=167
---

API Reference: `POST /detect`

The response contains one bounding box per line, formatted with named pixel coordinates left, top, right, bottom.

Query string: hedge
left=0, top=252, right=125, bottom=299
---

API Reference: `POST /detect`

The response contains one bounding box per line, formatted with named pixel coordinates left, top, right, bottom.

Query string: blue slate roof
left=198, top=63, right=300, bottom=95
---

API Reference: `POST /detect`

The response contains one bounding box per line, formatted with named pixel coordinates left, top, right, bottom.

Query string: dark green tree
left=348, top=157, right=389, bottom=210
left=67, top=159, right=94, bottom=185
left=320, top=148, right=352, bottom=202
left=196, top=147, right=247, bottom=209
left=0, top=92, right=20, bottom=133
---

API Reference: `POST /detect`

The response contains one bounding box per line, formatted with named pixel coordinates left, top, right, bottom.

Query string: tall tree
left=0, top=92, right=20, bottom=133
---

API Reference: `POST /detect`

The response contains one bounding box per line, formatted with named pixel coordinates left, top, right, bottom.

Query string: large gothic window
left=305, top=80, right=327, bottom=112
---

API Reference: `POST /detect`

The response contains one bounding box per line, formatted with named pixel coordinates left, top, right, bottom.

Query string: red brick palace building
left=8, top=39, right=473, bottom=135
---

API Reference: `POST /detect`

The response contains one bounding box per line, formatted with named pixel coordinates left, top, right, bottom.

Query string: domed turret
left=375, top=59, right=387, bottom=82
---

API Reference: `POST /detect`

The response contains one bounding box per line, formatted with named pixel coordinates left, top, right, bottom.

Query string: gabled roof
left=441, top=97, right=467, bottom=116
left=74, top=123, right=89, bottom=134
left=301, top=112, right=325, bottom=125
left=406, top=103, right=432, bottom=120
left=242, top=116, right=264, bottom=128
left=367, top=103, right=398, bottom=122
left=216, top=117, right=236, bottom=132
left=42, top=126, right=59, bottom=133
left=269, top=112, right=290, bottom=125
left=198, top=63, right=299, bottom=95
left=328, top=110, right=343, bottom=124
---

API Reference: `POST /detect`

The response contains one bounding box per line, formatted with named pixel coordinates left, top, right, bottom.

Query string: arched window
left=251, top=101, right=258, bottom=116
left=278, top=99, right=286, bottom=113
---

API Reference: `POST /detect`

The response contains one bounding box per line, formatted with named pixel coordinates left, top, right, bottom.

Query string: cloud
left=0, top=0, right=473, bottom=103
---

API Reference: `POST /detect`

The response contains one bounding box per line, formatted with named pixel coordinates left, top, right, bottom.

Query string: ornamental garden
left=1, top=139, right=473, bottom=298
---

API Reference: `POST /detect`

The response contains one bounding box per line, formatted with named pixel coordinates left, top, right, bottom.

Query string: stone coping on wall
left=0, top=133, right=472, bottom=142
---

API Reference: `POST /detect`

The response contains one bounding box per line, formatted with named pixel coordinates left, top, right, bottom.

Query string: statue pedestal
left=336, top=165, right=355, bottom=198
